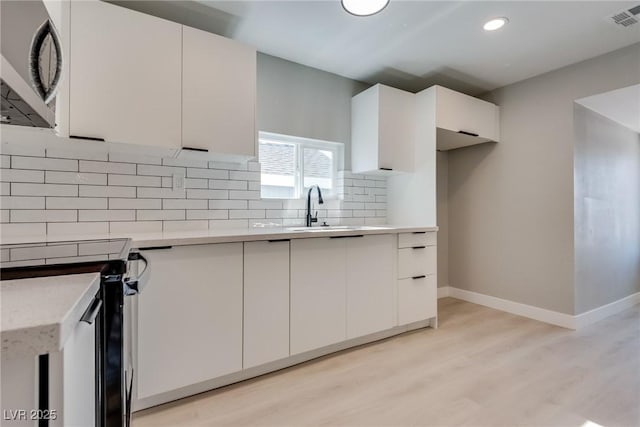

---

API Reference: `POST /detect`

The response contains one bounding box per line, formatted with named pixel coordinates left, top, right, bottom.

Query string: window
left=259, top=132, right=341, bottom=199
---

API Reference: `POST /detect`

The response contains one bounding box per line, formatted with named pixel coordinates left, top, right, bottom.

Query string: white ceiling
left=114, top=1, right=640, bottom=95
left=576, top=84, right=640, bottom=133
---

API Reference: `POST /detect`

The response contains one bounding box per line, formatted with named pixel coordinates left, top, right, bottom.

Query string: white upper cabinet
left=434, top=85, right=500, bottom=151
left=182, top=26, right=257, bottom=157
left=351, top=84, right=415, bottom=174
left=69, top=1, right=182, bottom=148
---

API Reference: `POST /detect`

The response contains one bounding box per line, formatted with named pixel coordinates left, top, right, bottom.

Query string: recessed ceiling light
left=483, top=17, right=509, bottom=31
left=342, top=0, right=390, bottom=17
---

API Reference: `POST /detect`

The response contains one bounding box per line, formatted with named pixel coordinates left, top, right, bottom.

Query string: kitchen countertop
left=1, top=273, right=101, bottom=359
left=0, top=225, right=438, bottom=248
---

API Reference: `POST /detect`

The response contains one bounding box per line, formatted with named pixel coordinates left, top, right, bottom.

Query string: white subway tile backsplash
left=186, top=189, right=228, bottom=200
left=138, top=164, right=185, bottom=177
left=186, top=210, right=228, bottom=220
left=1, top=144, right=45, bottom=157
left=163, top=199, right=208, bottom=210
left=80, top=160, right=136, bottom=175
left=209, top=161, right=247, bottom=171
left=229, top=209, right=265, bottom=219
left=208, top=219, right=249, bottom=229
left=137, top=210, right=185, bottom=221
left=1, top=155, right=10, bottom=168
left=187, top=168, right=228, bottom=180
left=1, top=223, right=46, bottom=236
left=47, top=222, right=109, bottom=236
left=249, top=200, right=284, bottom=210
left=162, top=157, right=209, bottom=168
left=265, top=209, right=298, bottom=219
left=12, top=156, right=77, bottom=172
left=1, top=142, right=387, bottom=236
left=209, top=180, right=247, bottom=190
left=163, top=220, right=208, bottom=232
left=109, top=221, right=162, bottom=234
left=137, top=187, right=185, bottom=199
left=45, top=171, right=107, bottom=185
left=108, top=152, right=161, bottom=165
left=1, top=196, right=45, bottom=209
left=209, top=200, right=247, bottom=210
left=109, top=198, right=160, bottom=210
left=79, top=185, right=136, bottom=198
left=109, top=174, right=161, bottom=188
left=229, top=190, right=260, bottom=200
left=47, top=147, right=108, bottom=161
left=79, top=210, right=136, bottom=222
left=47, top=197, right=107, bottom=210
left=10, top=210, right=77, bottom=223
left=185, top=178, right=208, bottom=189
left=229, top=170, right=260, bottom=181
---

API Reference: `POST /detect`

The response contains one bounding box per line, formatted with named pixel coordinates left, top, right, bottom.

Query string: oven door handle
left=80, top=297, right=102, bottom=324
left=124, top=252, right=149, bottom=296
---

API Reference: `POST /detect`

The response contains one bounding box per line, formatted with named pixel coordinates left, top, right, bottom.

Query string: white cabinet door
left=351, top=84, right=414, bottom=174
left=182, top=26, right=256, bottom=157
left=398, top=275, right=437, bottom=325
left=290, top=238, right=346, bottom=355
left=69, top=1, right=181, bottom=148
left=137, top=244, right=243, bottom=399
left=435, top=85, right=500, bottom=142
left=243, top=240, right=290, bottom=368
left=346, top=234, right=395, bottom=339
left=61, top=317, right=96, bottom=427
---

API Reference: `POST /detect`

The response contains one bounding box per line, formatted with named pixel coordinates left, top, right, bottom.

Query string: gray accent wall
left=257, top=53, right=369, bottom=169
left=445, top=43, right=640, bottom=315
left=574, top=105, right=640, bottom=314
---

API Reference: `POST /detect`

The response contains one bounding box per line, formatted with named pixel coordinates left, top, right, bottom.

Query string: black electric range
left=1, top=238, right=148, bottom=427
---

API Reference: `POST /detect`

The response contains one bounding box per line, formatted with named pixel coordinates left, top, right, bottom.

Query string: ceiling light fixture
left=483, top=17, right=509, bottom=31
left=342, top=0, right=390, bottom=17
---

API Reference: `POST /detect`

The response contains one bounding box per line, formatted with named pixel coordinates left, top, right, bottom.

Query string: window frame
left=258, top=131, right=342, bottom=200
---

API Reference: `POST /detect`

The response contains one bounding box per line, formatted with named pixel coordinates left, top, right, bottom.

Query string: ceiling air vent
left=608, top=4, right=640, bottom=27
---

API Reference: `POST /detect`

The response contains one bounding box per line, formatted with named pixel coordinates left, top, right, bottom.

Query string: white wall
left=573, top=105, right=640, bottom=314
left=446, top=43, right=640, bottom=315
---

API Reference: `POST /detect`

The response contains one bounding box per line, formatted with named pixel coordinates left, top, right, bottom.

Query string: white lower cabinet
left=243, top=240, right=290, bottom=368
left=396, top=232, right=438, bottom=326
left=290, top=238, right=347, bottom=355
left=346, top=234, right=395, bottom=339
left=136, top=244, right=243, bottom=399
left=398, top=276, right=437, bottom=325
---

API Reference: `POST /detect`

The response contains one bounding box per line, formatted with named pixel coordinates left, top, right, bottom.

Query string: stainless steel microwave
left=1, top=0, right=63, bottom=128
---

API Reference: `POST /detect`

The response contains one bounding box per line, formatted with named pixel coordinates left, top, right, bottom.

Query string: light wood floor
left=133, top=298, right=640, bottom=427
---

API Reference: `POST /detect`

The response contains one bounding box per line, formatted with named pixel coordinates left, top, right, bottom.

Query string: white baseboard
left=437, top=286, right=450, bottom=299
left=574, top=292, right=640, bottom=329
left=448, top=287, right=575, bottom=329
left=445, top=287, right=640, bottom=330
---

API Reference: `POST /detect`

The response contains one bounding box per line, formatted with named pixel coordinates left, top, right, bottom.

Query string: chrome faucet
left=305, top=185, right=324, bottom=227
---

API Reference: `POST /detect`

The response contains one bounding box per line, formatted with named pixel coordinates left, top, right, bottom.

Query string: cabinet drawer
left=398, top=232, right=436, bottom=248
left=398, top=276, right=437, bottom=325
left=398, top=246, right=436, bottom=279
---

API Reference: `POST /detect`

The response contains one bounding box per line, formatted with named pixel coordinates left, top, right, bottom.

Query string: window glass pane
left=303, top=147, right=334, bottom=194
left=259, top=141, right=296, bottom=199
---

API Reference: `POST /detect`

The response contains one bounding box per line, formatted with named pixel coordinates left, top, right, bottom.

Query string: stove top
left=0, top=238, right=131, bottom=280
